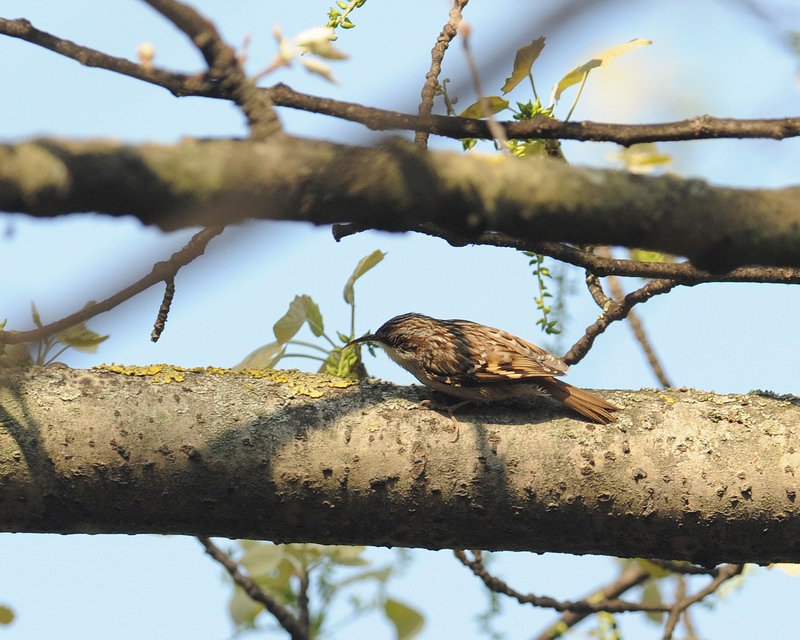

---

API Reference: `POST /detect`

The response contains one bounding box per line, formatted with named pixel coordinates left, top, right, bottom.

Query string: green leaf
left=229, top=585, right=264, bottom=627
left=0, top=342, right=32, bottom=369
left=628, top=249, right=675, bottom=264
left=274, top=295, right=323, bottom=343
left=0, top=606, right=13, bottom=625
left=240, top=543, right=284, bottom=576
left=551, top=59, right=602, bottom=103
left=31, top=301, right=43, bottom=328
left=305, top=298, right=324, bottom=336
left=334, top=566, right=393, bottom=589
left=458, top=96, right=509, bottom=119
left=640, top=580, right=665, bottom=623
left=610, top=143, right=672, bottom=174
left=56, top=323, right=109, bottom=353
left=343, top=250, right=386, bottom=305
left=501, top=37, right=545, bottom=93
left=234, top=341, right=285, bottom=370
left=551, top=38, right=651, bottom=103
left=384, top=598, right=424, bottom=640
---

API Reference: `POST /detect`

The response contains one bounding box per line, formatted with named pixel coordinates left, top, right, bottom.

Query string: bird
left=346, top=313, right=619, bottom=424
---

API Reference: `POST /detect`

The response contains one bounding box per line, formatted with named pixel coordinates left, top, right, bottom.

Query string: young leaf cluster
left=326, top=0, right=368, bottom=32
left=235, top=250, right=385, bottom=379
left=456, top=36, right=651, bottom=154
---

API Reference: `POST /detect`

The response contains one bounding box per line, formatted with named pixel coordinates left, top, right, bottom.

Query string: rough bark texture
left=2, top=137, right=800, bottom=271
left=1, top=365, right=798, bottom=564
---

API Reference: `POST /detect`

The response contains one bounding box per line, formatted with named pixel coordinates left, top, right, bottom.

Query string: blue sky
left=1, top=1, right=799, bottom=638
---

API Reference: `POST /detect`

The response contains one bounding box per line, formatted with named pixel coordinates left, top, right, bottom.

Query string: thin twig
left=600, top=248, right=672, bottom=387
left=535, top=564, right=652, bottom=640
left=3, top=17, right=800, bottom=144
left=661, top=564, right=744, bottom=640
left=0, top=226, right=224, bottom=345
left=563, top=278, right=678, bottom=365
left=453, top=550, right=668, bottom=614
left=415, top=0, right=469, bottom=150
left=460, top=24, right=508, bottom=148
left=585, top=271, right=611, bottom=309
left=197, top=537, right=308, bottom=640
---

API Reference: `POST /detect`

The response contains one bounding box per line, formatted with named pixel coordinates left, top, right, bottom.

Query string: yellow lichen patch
left=95, top=365, right=357, bottom=397
left=95, top=364, right=187, bottom=383
left=238, top=368, right=357, bottom=398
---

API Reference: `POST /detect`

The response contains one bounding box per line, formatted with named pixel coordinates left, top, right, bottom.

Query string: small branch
left=563, top=278, right=678, bottom=365
left=466, top=236, right=800, bottom=286
left=647, top=559, right=719, bottom=576
left=0, top=17, right=207, bottom=97
left=661, top=564, right=744, bottom=640
left=535, top=564, right=652, bottom=640
left=334, top=224, right=800, bottom=285
left=0, top=226, right=224, bottom=345
left=584, top=270, right=611, bottom=309
left=601, top=250, right=672, bottom=388
left=150, top=278, right=176, bottom=343
left=297, top=569, right=311, bottom=638
left=415, top=0, right=469, bottom=150
left=197, top=537, right=308, bottom=640
left=453, top=550, right=668, bottom=614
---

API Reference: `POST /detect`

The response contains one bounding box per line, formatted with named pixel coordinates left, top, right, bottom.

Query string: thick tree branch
left=2, top=138, right=800, bottom=272
left=1, top=366, right=799, bottom=564
left=2, top=17, right=799, bottom=145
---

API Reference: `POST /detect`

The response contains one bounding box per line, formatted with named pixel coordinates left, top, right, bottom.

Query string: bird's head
left=346, top=313, right=437, bottom=355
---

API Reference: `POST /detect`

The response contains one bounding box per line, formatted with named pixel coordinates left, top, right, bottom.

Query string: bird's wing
left=464, top=323, right=568, bottom=381
left=419, top=320, right=568, bottom=386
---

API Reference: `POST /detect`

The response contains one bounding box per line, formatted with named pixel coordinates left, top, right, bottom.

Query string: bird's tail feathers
left=540, top=378, right=620, bottom=424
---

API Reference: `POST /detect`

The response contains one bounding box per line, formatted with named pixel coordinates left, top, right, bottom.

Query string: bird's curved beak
left=344, top=334, right=375, bottom=349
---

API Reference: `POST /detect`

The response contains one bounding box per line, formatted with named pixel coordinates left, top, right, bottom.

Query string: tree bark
left=2, top=137, right=800, bottom=271
left=0, top=365, right=798, bottom=564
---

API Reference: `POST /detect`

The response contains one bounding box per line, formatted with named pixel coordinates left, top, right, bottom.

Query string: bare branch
left=453, top=550, right=667, bottom=614
left=564, top=279, right=678, bottom=365
left=600, top=250, right=672, bottom=388
left=2, top=17, right=799, bottom=145
left=415, top=0, right=469, bottom=150
left=0, top=226, right=223, bottom=345
left=0, top=17, right=205, bottom=96
left=535, top=564, right=651, bottom=640
left=198, top=537, right=308, bottom=640
left=661, top=564, right=744, bottom=640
